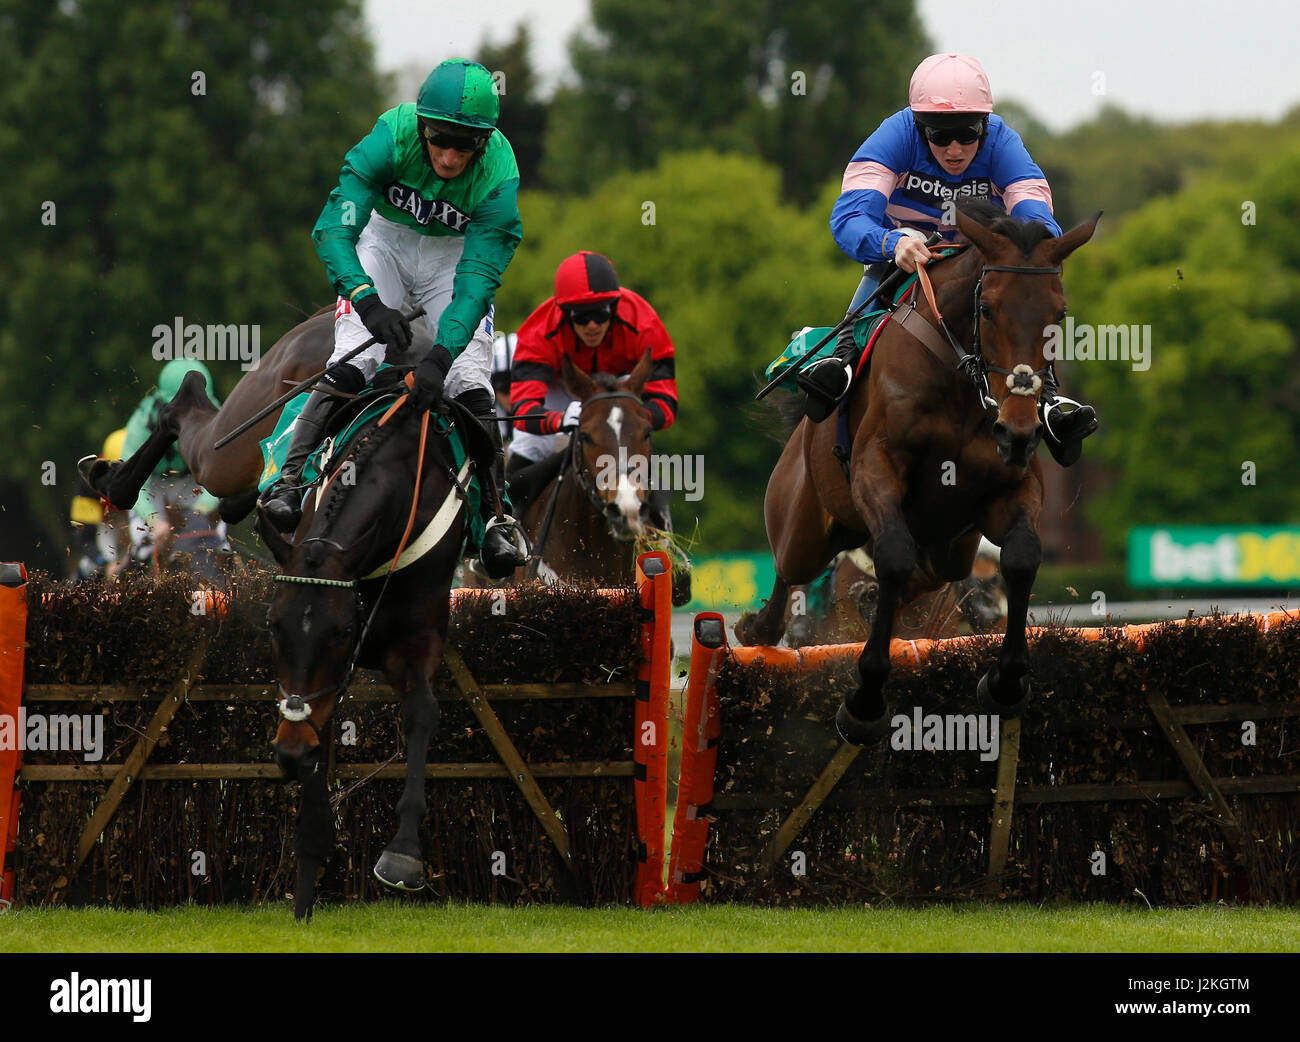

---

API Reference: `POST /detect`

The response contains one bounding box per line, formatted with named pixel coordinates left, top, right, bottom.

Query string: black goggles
left=421, top=123, right=490, bottom=153
left=564, top=302, right=615, bottom=326
left=918, top=119, right=985, bottom=147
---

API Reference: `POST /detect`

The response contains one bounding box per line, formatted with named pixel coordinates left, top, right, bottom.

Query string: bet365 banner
left=1128, top=526, right=1300, bottom=587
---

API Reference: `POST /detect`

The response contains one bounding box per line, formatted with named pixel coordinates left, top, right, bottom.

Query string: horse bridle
left=569, top=390, right=647, bottom=509
left=527, top=389, right=647, bottom=573
left=913, top=258, right=1063, bottom=412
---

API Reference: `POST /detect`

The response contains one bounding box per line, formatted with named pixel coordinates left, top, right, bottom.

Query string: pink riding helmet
left=909, top=53, right=993, bottom=114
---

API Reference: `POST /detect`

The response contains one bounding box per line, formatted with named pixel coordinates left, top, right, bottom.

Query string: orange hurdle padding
left=667, top=613, right=726, bottom=902
left=0, top=564, right=28, bottom=907
left=728, top=611, right=1299, bottom=671
left=633, top=552, right=672, bottom=906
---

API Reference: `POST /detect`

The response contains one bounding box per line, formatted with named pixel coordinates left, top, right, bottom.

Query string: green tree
left=475, top=23, right=549, bottom=189
left=0, top=0, right=383, bottom=568
left=1064, top=145, right=1300, bottom=553
left=542, top=0, right=928, bottom=203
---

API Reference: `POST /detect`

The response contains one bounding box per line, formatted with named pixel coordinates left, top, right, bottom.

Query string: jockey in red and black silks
left=506, top=251, right=679, bottom=521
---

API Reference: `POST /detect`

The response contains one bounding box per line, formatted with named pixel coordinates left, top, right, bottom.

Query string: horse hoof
left=835, top=701, right=889, bottom=747
left=77, top=454, right=112, bottom=493
left=976, top=671, right=1032, bottom=716
left=374, top=850, right=426, bottom=892
left=671, top=569, right=692, bottom=608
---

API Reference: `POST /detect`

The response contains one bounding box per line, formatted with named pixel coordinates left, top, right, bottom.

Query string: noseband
left=971, top=264, right=1061, bottom=409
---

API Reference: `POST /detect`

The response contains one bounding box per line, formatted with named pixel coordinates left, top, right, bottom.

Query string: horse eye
left=979, top=303, right=994, bottom=320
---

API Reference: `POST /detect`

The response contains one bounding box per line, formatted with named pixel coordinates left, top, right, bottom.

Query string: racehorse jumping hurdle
left=670, top=610, right=1300, bottom=904
left=1, top=556, right=676, bottom=908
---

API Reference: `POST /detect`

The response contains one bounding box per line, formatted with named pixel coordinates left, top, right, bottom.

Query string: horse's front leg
left=979, top=485, right=1043, bottom=713
left=838, top=446, right=913, bottom=744
left=373, top=642, right=442, bottom=892
left=293, top=733, right=333, bottom=921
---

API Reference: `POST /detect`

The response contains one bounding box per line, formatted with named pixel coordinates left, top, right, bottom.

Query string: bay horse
left=516, top=348, right=673, bottom=589
left=78, top=310, right=479, bottom=917
left=736, top=203, right=1100, bottom=744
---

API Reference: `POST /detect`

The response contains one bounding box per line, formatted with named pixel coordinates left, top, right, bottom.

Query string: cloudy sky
left=365, top=0, right=1300, bottom=131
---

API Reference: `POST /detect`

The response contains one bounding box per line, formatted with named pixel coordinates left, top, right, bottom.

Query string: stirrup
left=1041, top=394, right=1086, bottom=442
left=483, top=515, right=530, bottom=562
left=797, top=360, right=852, bottom=423
left=1039, top=395, right=1098, bottom=468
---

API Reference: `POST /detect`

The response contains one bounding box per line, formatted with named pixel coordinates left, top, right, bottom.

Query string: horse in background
left=510, top=349, right=691, bottom=603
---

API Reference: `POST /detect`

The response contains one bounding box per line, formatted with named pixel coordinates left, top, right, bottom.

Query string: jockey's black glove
left=353, top=293, right=412, bottom=352
left=411, top=346, right=454, bottom=413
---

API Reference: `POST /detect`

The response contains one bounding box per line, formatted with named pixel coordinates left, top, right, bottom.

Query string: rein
left=909, top=258, right=1062, bottom=412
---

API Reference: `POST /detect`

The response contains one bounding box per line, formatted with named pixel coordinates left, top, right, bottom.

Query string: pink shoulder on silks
left=842, top=160, right=902, bottom=197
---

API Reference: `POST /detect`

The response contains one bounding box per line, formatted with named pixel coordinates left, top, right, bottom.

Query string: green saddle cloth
left=258, top=370, right=486, bottom=551
left=764, top=256, right=966, bottom=392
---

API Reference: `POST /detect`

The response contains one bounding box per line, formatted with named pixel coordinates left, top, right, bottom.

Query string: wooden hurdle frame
left=1, top=556, right=676, bottom=907
left=669, top=610, right=1300, bottom=901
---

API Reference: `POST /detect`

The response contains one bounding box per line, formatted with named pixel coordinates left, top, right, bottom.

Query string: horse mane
left=591, top=372, right=621, bottom=391
left=302, top=405, right=414, bottom=567
left=958, top=199, right=1057, bottom=258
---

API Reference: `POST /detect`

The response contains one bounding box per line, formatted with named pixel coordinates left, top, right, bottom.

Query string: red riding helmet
left=554, top=251, right=622, bottom=309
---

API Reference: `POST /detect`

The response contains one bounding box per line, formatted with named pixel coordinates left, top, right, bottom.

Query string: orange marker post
left=0, top=564, right=28, bottom=907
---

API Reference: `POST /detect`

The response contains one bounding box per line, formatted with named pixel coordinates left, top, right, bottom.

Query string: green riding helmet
left=416, top=59, right=499, bottom=131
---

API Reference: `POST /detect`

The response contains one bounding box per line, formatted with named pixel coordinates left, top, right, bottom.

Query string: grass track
left=4, top=903, right=1299, bottom=953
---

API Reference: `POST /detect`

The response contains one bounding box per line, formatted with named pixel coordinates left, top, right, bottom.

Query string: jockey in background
left=797, top=52, right=1098, bottom=467
left=121, top=359, right=229, bottom=574
left=69, top=427, right=143, bottom=581
left=507, top=251, right=679, bottom=527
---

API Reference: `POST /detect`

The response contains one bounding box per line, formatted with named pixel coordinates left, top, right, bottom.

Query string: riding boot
left=1038, top=364, right=1099, bottom=468
left=260, top=364, right=365, bottom=532
left=455, top=387, right=529, bottom=579
left=797, top=322, right=858, bottom=424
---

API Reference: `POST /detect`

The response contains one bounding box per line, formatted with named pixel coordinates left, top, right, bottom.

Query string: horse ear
left=561, top=355, right=596, bottom=401
left=1042, top=211, right=1103, bottom=265
left=255, top=509, right=294, bottom=568
left=623, top=348, right=653, bottom=397
left=954, top=205, right=1012, bottom=262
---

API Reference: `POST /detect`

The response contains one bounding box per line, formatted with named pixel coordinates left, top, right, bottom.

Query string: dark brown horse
left=516, top=349, right=661, bottom=586
left=79, top=311, right=472, bottom=918
left=737, top=205, right=1099, bottom=744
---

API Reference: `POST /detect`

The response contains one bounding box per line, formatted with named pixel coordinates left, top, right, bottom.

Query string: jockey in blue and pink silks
left=797, top=53, right=1098, bottom=467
